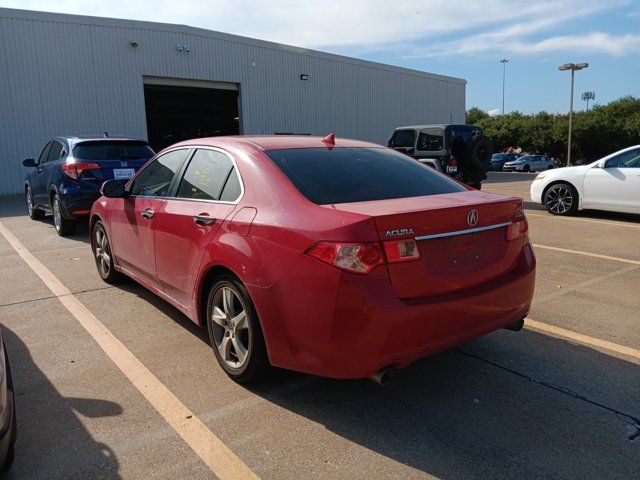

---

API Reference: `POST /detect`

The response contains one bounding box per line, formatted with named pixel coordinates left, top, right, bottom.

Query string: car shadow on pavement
left=248, top=329, right=639, bottom=478
left=0, top=197, right=91, bottom=246
left=115, top=281, right=210, bottom=345
left=1, top=327, right=122, bottom=479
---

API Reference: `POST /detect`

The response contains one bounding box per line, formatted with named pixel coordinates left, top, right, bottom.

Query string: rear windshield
left=73, top=141, right=155, bottom=160
left=266, top=147, right=467, bottom=205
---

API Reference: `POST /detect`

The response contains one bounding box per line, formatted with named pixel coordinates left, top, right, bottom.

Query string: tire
left=92, top=221, right=123, bottom=284
left=464, top=135, right=493, bottom=171
left=51, top=194, right=76, bottom=236
left=522, top=164, right=531, bottom=172
left=1, top=342, right=16, bottom=473
left=25, top=186, right=44, bottom=220
left=544, top=182, right=579, bottom=216
left=206, top=275, right=269, bottom=383
left=547, top=165, right=554, bottom=170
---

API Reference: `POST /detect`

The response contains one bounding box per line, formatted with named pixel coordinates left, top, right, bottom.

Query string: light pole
left=500, top=58, right=509, bottom=114
left=559, top=62, right=588, bottom=166
left=582, top=91, right=595, bottom=111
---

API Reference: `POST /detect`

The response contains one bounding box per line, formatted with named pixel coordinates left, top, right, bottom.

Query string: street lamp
left=582, top=91, right=595, bottom=111
left=559, top=62, right=588, bottom=166
left=500, top=58, right=509, bottom=114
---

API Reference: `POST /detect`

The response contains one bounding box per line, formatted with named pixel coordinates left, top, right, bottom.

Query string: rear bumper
left=251, top=244, right=536, bottom=379
left=58, top=186, right=101, bottom=218
left=0, top=340, right=15, bottom=466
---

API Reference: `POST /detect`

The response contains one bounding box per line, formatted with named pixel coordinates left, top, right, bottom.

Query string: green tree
left=468, top=97, right=640, bottom=164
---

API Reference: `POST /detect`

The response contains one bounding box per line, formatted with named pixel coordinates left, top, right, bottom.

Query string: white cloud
left=1, top=0, right=636, bottom=57
left=487, top=108, right=500, bottom=117
left=410, top=30, right=640, bottom=58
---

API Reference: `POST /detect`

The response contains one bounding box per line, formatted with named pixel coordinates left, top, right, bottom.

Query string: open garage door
left=143, top=77, right=240, bottom=151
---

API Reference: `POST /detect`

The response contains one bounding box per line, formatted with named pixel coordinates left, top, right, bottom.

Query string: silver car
left=503, top=155, right=555, bottom=172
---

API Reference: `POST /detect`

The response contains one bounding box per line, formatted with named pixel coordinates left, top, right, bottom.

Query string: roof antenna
left=322, top=133, right=335, bottom=150
left=103, top=131, right=109, bottom=138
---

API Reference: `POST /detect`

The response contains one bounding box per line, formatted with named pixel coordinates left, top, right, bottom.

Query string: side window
left=46, top=141, right=63, bottom=163
left=37, top=142, right=52, bottom=165
left=391, top=130, right=416, bottom=148
left=219, top=169, right=242, bottom=202
left=130, top=149, right=188, bottom=197
left=605, top=148, right=640, bottom=169
left=417, top=129, right=443, bottom=151
left=177, top=149, right=238, bottom=201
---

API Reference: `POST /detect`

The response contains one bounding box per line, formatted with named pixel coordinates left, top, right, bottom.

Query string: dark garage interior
left=143, top=84, right=240, bottom=151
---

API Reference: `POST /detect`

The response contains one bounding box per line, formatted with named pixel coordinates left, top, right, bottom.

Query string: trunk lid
left=72, top=140, right=154, bottom=184
left=330, top=191, right=525, bottom=299
left=80, top=159, right=150, bottom=182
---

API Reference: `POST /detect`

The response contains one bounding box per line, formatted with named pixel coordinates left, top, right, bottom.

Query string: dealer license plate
left=113, top=168, right=135, bottom=179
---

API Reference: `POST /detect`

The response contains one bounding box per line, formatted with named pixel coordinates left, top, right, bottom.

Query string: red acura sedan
left=90, top=135, right=535, bottom=383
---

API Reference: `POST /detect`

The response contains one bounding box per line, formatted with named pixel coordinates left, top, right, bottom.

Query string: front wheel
left=92, top=221, right=122, bottom=283
left=206, top=276, right=269, bottom=383
left=544, top=183, right=579, bottom=215
left=25, top=186, right=44, bottom=220
left=52, top=194, right=76, bottom=236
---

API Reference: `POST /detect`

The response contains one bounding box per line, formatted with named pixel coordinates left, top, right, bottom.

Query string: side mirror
left=23, top=158, right=36, bottom=168
left=101, top=179, right=129, bottom=198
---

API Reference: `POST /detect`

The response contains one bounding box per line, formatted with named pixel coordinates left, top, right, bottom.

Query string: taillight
left=306, top=239, right=422, bottom=274
left=450, top=158, right=458, bottom=167
left=306, top=242, right=384, bottom=274
left=383, top=239, right=421, bottom=263
left=61, top=161, right=101, bottom=179
left=507, top=219, right=528, bottom=241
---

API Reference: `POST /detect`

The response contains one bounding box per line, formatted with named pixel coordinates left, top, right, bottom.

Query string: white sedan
left=530, top=145, right=640, bottom=215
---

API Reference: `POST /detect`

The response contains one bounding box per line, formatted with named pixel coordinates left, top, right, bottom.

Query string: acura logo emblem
left=467, top=210, right=479, bottom=226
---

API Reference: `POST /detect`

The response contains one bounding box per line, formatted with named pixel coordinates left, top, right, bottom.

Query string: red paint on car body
left=91, top=135, right=535, bottom=379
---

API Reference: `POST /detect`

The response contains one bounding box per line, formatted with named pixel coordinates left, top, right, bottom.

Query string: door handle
left=141, top=209, right=155, bottom=219
left=193, top=214, right=216, bottom=226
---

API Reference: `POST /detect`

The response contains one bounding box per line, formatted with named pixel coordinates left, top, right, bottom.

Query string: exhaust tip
left=506, top=317, right=525, bottom=332
left=369, top=366, right=394, bottom=385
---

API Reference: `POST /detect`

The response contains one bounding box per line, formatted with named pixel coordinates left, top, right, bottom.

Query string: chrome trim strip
left=415, top=222, right=512, bottom=240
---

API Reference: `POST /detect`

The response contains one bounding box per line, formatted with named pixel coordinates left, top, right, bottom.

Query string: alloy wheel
left=26, top=189, right=33, bottom=216
left=546, top=185, right=573, bottom=214
left=53, top=198, right=62, bottom=231
left=211, top=286, right=250, bottom=369
left=94, top=227, right=112, bottom=277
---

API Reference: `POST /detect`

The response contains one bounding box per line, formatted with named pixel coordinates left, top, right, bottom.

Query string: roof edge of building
left=0, top=7, right=467, bottom=85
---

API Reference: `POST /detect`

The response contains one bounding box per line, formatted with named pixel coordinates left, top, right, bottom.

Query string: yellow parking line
left=485, top=189, right=527, bottom=197
left=525, top=213, right=640, bottom=230
left=525, top=318, right=640, bottom=364
left=0, top=221, right=259, bottom=480
left=532, top=244, right=640, bottom=266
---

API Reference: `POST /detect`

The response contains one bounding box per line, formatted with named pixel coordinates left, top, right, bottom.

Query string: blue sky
left=2, top=0, right=639, bottom=114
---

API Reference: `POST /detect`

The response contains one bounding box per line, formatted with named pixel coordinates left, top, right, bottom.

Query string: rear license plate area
left=113, top=168, right=135, bottom=179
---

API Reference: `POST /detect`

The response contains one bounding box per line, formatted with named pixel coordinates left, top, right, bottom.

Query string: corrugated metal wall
left=0, top=8, right=466, bottom=195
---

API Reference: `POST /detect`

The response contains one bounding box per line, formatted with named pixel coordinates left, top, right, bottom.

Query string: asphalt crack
left=0, top=285, right=115, bottom=309
left=456, top=348, right=640, bottom=439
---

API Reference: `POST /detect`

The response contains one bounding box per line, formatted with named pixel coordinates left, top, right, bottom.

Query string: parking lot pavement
left=0, top=178, right=638, bottom=479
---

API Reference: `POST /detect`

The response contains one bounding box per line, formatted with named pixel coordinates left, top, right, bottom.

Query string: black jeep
left=388, top=124, right=493, bottom=189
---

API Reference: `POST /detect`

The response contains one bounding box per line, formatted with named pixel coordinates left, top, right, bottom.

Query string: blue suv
left=23, top=137, right=155, bottom=236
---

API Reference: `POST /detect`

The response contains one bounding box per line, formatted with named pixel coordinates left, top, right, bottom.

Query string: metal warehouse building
left=0, top=7, right=466, bottom=195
